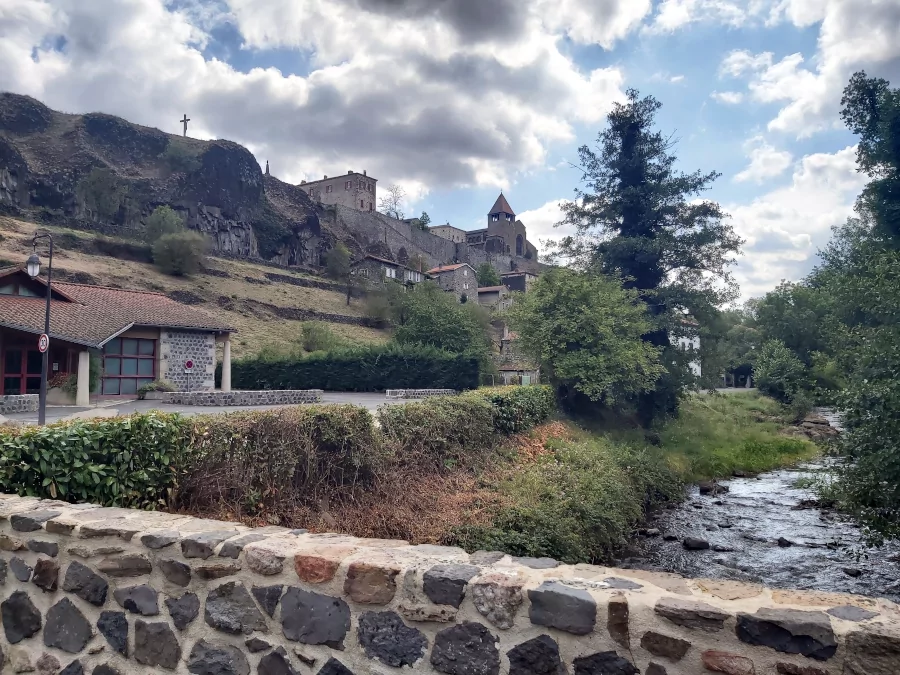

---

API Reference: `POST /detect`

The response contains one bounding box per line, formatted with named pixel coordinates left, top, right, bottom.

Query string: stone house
left=0, top=266, right=234, bottom=408
left=299, top=170, right=377, bottom=212
left=476, top=285, right=511, bottom=312
left=426, top=263, right=477, bottom=301
left=351, top=254, right=424, bottom=285
left=501, top=271, right=538, bottom=293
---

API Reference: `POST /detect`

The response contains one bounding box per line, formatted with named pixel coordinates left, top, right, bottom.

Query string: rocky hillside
left=0, top=92, right=332, bottom=266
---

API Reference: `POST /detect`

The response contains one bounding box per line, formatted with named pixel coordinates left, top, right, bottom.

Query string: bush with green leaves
left=152, top=230, right=208, bottom=276
left=476, top=263, right=501, bottom=288
left=465, top=385, right=556, bottom=434
left=378, top=396, right=495, bottom=472
left=143, top=205, right=185, bottom=243
left=227, top=342, right=480, bottom=391
left=753, top=340, right=809, bottom=403
left=159, top=141, right=202, bottom=174
left=77, top=167, right=126, bottom=221
left=0, top=413, right=189, bottom=508
left=300, top=322, right=347, bottom=353
left=137, top=380, right=176, bottom=399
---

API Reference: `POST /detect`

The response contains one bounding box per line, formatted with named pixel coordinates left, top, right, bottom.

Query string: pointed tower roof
left=488, top=192, right=515, bottom=216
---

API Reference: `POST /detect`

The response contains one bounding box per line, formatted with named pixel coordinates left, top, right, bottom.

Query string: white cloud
left=670, top=74, right=685, bottom=83
left=0, top=0, right=640, bottom=192
left=733, top=136, right=793, bottom=183
left=517, top=198, right=575, bottom=250
left=648, top=0, right=770, bottom=32
left=715, top=0, right=900, bottom=136
left=728, top=145, right=865, bottom=298
left=710, top=90, right=744, bottom=104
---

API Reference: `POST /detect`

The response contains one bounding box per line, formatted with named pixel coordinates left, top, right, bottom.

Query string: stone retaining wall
left=160, top=390, right=323, bottom=406
left=384, top=389, right=457, bottom=400
left=0, top=495, right=897, bottom=675
left=0, top=394, right=38, bottom=415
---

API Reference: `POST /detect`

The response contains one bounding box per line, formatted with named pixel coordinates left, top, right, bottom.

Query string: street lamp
left=26, top=233, right=53, bottom=426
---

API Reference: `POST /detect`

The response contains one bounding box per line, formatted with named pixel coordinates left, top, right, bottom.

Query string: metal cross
left=180, top=114, right=190, bottom=137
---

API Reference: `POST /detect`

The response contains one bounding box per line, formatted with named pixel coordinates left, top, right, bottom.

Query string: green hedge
left=0, top=413, right=189, bottom=509
left=466, top=386, right=556, bottom=434
left=378, top=396, right=495, bottom=471
left=226, top=343, right=480, bottom=392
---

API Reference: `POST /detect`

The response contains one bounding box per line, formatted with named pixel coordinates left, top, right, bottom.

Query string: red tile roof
left=426, top=263, right=469, bottom=275
left=489, top=193, right=515, bottom=216
left=0, top=271, right=233, bottom=348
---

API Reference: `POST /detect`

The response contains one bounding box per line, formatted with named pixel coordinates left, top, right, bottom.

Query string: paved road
left=1, top=392, right=407, bottom=426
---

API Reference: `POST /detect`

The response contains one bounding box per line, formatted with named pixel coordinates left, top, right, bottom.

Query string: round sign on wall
left=38, top=334, right=50, bottom=353
left=184, top=359, right=194, bottom=372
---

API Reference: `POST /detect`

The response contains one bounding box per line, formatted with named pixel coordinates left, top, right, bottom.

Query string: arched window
left=516, top=234, right=524, bottom=256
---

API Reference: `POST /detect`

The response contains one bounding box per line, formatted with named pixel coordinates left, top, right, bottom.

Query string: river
left=617, top=409, right=900, bottom=602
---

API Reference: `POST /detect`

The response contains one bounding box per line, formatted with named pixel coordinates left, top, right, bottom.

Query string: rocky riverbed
left=619, top=409, right=900, bottom=603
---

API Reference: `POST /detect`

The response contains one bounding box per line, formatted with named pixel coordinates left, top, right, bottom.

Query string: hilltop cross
left=180, top=114, right=190, bottom=137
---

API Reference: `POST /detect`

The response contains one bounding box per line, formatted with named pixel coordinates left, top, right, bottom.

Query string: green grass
left=448, top=392, right=819, bottom=564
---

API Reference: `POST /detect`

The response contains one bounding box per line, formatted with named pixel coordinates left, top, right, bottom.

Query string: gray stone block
left=528, top=581, right=597, bottom=635
left=357, top=611, right=427, bottom=667
left=281, top=587, right=350, bottom=647
left=44, top=598, right=92, bottom=653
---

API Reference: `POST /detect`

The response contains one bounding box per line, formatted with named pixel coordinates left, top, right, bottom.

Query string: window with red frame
left=101, top=337, right=156, bottom=396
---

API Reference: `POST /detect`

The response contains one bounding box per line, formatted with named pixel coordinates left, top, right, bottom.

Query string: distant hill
left=0, top=93, right=543, bottom=277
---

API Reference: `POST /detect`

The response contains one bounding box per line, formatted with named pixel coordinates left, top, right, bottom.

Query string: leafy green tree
left=394, top=283, right=493, bottom=366
left=143, top=205, right=185, bottom=243
left=159, top=141, right=202, bottom=174
left=752, top=282, right=831, bottom=365
left=152, top=231, right=207, bottom=276
left=77, top=167, right=126, bottom=221
left=753, top=340, right=809, bottom=404
left=556, top=89, right=742, bottom=423
left=840, top=72, right=900, bottom=241
left=507, top=268, right=665, bottom=405
left=324, top=242, right=351, bottom=280
left=476, top=263, right=501, bottom=288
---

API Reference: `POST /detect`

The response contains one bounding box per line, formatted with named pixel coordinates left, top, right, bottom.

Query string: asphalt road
left=1, top=392, right=407, bottom=426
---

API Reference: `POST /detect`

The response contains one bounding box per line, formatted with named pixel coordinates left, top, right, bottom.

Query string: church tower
left=488, top=192, right=515, bottom=227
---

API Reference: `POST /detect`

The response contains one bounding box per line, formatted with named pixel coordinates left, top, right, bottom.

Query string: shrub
left=159, top=141, right=201, bottom=173
left=77, top=167, right=125, bottom=221
left=301, top=322, right=346, bottom=353
left=228, top=343, right=480, bottom=392
left=0, top=413, right=189, bottom=508
left=324, top=242, right=351, bottom=280
left=152, top=230, right=208, bottom=276
left=378, top=396, right=495, bottom=471
left=137, top=380, right=176, bottom=399
left=143, top=205, right=185, bottom=243
left=754, top=340, right=809, bottom=403
left=177, top=406, right=384, bottom=518
left=465, top=386, right=556, bottom=434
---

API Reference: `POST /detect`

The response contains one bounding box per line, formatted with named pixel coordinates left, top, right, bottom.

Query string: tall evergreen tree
left=557, top=89, right=742, bottom=423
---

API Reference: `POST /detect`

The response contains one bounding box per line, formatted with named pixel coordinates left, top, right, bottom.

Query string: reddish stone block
left=344, top=561, right=401, bottom=604
left=702, top=650, right=756, bottom=675
left=294, top=546, right=356, bottom=584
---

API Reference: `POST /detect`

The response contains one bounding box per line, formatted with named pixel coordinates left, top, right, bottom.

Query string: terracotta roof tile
left=0, top=271, right=233, bottom=348
left=426, top=263, right=468, bottom=274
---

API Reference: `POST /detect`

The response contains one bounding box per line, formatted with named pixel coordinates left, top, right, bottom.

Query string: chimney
left=363, top=170, right=367, bottom=176
left=324, top=175, right=328, bottom=179
left=348, top=170, right=352, bottom=174
left=301, top=180, right=307, bottom=185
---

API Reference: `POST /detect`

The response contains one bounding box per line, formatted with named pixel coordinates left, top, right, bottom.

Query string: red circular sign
left=38, top=334, right=50, bottom=353
left=184, top=359, right=194, bottom=370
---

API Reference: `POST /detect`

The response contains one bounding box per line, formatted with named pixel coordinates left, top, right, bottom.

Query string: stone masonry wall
left=160, top=390, right=323, bottom=406
left=160, top=330, right=216, bottom=392
left=0, top=394, right=38, bottom=415
left=0, top=494, right=897, bottom=675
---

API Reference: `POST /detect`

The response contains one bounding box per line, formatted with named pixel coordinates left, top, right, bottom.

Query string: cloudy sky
left=2, top=0, right=899, bottom=299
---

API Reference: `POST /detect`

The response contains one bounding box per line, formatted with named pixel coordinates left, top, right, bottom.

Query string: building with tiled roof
left=425, top=263, right=476, bottom=301
left=0, top=267, right=234, bottom=404
left=350, top=254, right=425, bottom=285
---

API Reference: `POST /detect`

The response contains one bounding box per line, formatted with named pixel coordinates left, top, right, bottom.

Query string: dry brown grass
left=183, top=420, right=572, bottom=544
left=0, top=216, right=389, bottom=358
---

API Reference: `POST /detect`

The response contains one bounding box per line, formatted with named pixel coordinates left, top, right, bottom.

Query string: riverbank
left=447, top=391, right=819, bottom=563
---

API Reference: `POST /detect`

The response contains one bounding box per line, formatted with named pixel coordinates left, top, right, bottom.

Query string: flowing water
left=617, top=409, right=900, bottom=602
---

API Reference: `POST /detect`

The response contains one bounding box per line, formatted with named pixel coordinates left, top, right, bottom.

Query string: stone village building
left=427, top=223, right=467, bottom=243
left=425, top=263, right=477, bottom=301
left=350, top=254, right=425, bottom=285
left=299, top=171, right=377, bottom=212
left=0, top=266, right=234, bottom=409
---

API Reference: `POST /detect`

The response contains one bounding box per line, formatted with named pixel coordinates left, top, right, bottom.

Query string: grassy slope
left=446, top=392, right=818, bottom=564
left=0, top=216, right=389, bottom=358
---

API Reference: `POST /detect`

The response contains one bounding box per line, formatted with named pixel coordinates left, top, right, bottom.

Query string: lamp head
left=26, top=252, right=41, bottom=279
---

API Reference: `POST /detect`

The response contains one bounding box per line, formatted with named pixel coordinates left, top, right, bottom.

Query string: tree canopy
left=508, top=268, right=664, bottom=405
left=476, top=263, right=501, bottom=288
left=555, top=89, right=742, bottom=422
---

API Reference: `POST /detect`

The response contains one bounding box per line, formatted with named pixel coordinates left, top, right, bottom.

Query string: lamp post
left=26, top=233, right=53, bottom=426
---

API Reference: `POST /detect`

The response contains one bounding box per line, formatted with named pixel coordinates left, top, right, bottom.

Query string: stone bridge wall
left=0, top=394, right=38, bottom=415
left=0, top=494, right=896, bottom=675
